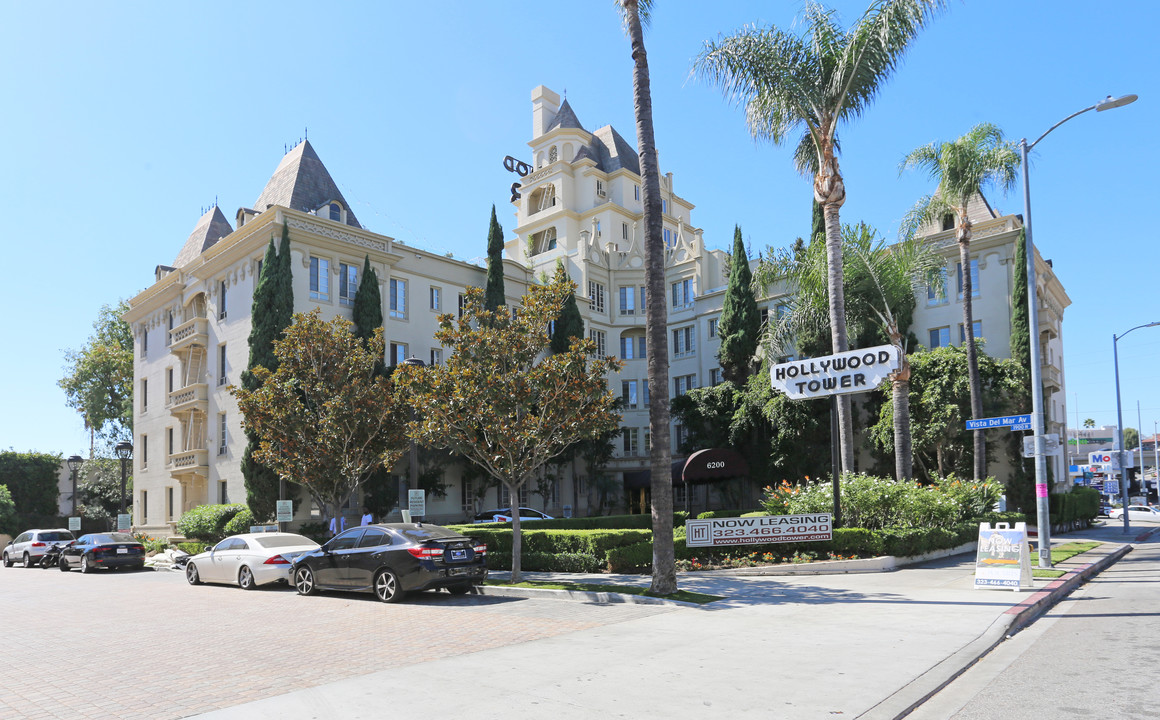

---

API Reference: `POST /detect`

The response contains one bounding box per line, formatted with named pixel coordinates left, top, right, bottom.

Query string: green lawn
left=484, top=579, right=724, bottom=605
left=1030, top=541, right=1102, bottom=578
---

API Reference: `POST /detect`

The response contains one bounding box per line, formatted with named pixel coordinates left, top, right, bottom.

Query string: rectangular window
left=589, top=330, right=606, bottom=357
left=218, top=343, right=227, bottom=386
left=167, top=427, right=174, bottom=458
left=634, top=185, right=640, bottom=201
left=674, top=424, right=688, bottom=452
left=622, top=222, right=629, bottom=240
left=430, top=286, right=441, bottom=311
left=929, top=327, right=951, bottom=348
left=619, top=286, right=636, bottom=315
left=643, top=380, right=649, bottom=405
left=672, top=326, right=695, bottom=358
left=596, top=179, right=605, bottom=197
left=458, top=293, right=466, bottom=319
left=166, top=368, right=174, bottom=401
left=390, top=342, right=408, bottom=366
left=644, top=430, right=651, bottom=452
left=776, top=303, right=789, bottom=321
left=142, top=327, right=148, bottom=358
left=141, top=435, right=148, bottom=469
left=708, top=318, right=718, bottom=338
left=166, top=487, right=174, bottom=520
left=622, top=427, right=639, bottom=456
left=663, top=228, right=673, bottom=246
left=141, top=490, right=148, bottom=524
left=674, top=374, right=697, bottom=397
left=389, top=278, right=407, bottom=319
left=671, top=278, right=694, bottom=308
left=218, top=412, right=227, bottom=453
left=622, top=380, right=639, bottom=409
left=219, top=280, right=228, bottom=319
left=339, top=262, right=359, bottom=307
left=430, top=348, right=443, bottom=366
left=661, top=199, right=668, bottom=214
left=956, top=260, right=980, bottom=299
left=588, top=281, right=606, bottom=313
left=760, top=307, right=769, bottom=326
left=710, top=368, right=721, bottom=386
left=220, top=480, right=229, bottom=504
left=141, top=378, right=148, bottom=412
left=166, top=312, right=174, bottom=346
left=959, top=320, right=983, bottom=343
left=620, top=336, right=640, bottom=360
left=927, top=267, right=948, bottom=305
left=310, top=257, right=330, bottom=301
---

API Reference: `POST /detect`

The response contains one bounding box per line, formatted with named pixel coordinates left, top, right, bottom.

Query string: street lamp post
left=1113, top=321, right=1160, bottom=534
left=66, top=455, right=84, bottom=517
left=1019, top=93, right=1136, bottom=567
left=115, top=441, right=133, bottom=517
left=401, top=356, right=426, bottom=515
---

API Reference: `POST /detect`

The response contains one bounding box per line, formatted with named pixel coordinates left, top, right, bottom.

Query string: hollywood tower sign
left=770, top=344, right=901, bottom=400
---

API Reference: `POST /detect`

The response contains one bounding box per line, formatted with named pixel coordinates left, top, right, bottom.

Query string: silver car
left=185, top=532, right=320, bottom=590
left=3, top=529, right=75, bottom=568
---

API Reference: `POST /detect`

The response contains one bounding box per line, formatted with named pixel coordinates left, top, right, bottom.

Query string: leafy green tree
left=1083, top=418, right=1096, bottom=429
left=0, top=451, right=62, bottom=515
left=77, top=457, right=132, bottom=523
left=484, top=205, right=506, bottom=315
left=717, top=225, right=761, bottom=384
left=618, top=0, right=678, bottom=596
left=233, top=310, right=411, bottom=526
left=241, top=228, right=294, bottom=520
left=0, top=485, right=17, bottom=536
left=1124, top=428, right=1140, bottom=452
left=549, top=263, right=584, bottom=354
left=59, top=301, right=134, bottom=447
left=869, top=345, right=1027, bottom=484
left=901, top=122, right=1020, bottom=480
left=696, top=0, right=945, bottom=473
left=395, top=283, right=621, bottom=582
left=1010, top=229, right=1030, bottom=370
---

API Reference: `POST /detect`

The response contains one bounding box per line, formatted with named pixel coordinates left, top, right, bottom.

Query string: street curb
left=710, top=541, right=977, bottom=576
left=860, top=542, right=1133, bottom=720
left=471, top=584, right=705, bottom=608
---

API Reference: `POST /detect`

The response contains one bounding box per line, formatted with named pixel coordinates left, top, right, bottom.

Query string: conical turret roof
left=174, top=205, right=234, bottom=267
left=253, top=140, right=361, bottom=228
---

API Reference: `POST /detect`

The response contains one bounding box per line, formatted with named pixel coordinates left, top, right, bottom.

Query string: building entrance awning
left=621, top=449, right=749, bottom=489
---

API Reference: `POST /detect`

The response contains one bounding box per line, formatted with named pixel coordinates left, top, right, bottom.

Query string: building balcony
left=1041, top=364, right=1062, bottom=393
left=170, top=317, right=208, bottom=353
left=169, top=449, right=209, bottom=478
left=169, top=384, right=208, bottom=416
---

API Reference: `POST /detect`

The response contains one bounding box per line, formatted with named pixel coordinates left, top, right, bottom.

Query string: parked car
left=59, top=533, right=146, bottom=572
left=291, top=523, right=487, bottom=603
left=472, top=507, right=554, bottom=524
left=185, top=532, right=320, bottom=590
left=1109, top=505, right=1160, bottom=521
left=3, top=529, right=75, bottom=568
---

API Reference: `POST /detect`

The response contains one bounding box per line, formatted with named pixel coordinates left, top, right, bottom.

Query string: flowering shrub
left=759, top=473, right=1003, bottom=531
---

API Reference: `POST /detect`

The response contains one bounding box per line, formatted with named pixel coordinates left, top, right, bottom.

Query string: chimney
left=532, top=85, right=561, bottom=139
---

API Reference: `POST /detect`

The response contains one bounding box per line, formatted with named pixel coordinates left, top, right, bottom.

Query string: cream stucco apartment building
left=124, top=85, right=1070, bottom=537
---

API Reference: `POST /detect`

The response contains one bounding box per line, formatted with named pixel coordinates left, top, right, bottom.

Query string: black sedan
left=60, top=533, right=146, bottom=573
left=291, top=523, right=487, bottom=603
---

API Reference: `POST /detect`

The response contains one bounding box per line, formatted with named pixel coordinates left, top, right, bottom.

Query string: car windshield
left=91, top=533, right=136, bottom=544
left=398, top=526, right=465, bottom=543
left=254, top=534, right=317, bottom=549
left=40, top=531, right=74, bottom=542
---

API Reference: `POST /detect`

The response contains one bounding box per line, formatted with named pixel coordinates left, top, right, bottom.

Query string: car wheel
left=23, top=552, right=32, bottom=568
left=41, top=555, right=54, bottom=569
left=238, top=566, right=256, bottom=591
left=80, top=554, right=93, bottom=574
left=59, top=557, right=70, bottom=572
left=448, top=582, right=472, bottom=595
left=294, top=567, right=317, bottom=596
left=185, top=562, right=202, bottom=585
left=2, top=552, right=11, bottom=568
left=373, top=569, right=403, bottom=603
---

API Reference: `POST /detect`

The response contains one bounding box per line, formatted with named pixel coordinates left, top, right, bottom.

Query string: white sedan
left=185, top=532, right=320, bottom=590
left=1108, top=505, right=1160, bottom=522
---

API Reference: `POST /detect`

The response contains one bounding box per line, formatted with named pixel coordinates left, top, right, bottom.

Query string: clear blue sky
left=3, top=1, right=1157, bottom=458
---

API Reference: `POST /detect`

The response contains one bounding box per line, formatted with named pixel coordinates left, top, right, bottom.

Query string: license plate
left=448, top=567, right=469, bottom=576
left=450, top=549, right=467, bottom=561
left=116, top=548, right=127, bottom=554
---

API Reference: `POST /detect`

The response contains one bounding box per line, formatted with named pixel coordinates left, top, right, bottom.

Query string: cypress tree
left=550, top=262, right=584, bottom=354
left=717, top=225, right=761, bottom=384
left=484, top=205, right=506, bottom=315
left=1010, top=229, right=1030, bottom=370
left=352, top=255, right=383, bottom=343
left=241, top=225, right=294, bottom=520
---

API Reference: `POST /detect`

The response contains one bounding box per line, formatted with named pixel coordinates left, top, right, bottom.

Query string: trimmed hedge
left=176, top=504, right=248, bottom=542
left=485, top=551, right=605, bottom=573
left=458, top=512, right=689, bottom=531
left=1051, top=487, right=1099, bottom=526
left=696, top=509, right=762, bottom=520
left=456, top=528, right=650, bottom=555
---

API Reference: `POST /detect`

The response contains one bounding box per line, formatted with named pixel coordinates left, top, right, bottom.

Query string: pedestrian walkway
left=193, top=521, right=1156, bottom=720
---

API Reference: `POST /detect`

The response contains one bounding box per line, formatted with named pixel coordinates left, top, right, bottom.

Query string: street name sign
left=965, top=414, right=1031, bottom=431
left=685, top=514, right=832, bottom=547
left=974, top=522, right=1033, bottom=590
left=769, top=345, right=899, bottom=400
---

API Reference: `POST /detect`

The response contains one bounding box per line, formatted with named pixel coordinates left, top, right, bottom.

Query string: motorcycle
left=40, top=542, right=71, bottom=569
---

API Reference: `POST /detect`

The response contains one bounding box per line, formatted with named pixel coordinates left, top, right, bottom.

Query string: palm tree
left=900, top=122, right=1019, bottom=480
left=618, top=0, right=675, bottom=596
left=695, top=0, right=945, bottom=472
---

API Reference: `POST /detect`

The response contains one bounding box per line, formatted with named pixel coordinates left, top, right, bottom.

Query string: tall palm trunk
left=958, top=219, right=985, bottom=480
left=818, top=151, right=853, bottom=472
left=626, top=0, right=676, bottom=595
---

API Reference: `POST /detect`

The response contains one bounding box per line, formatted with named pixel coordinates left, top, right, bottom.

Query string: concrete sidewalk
left=193, top=523, right=1155, bottom=720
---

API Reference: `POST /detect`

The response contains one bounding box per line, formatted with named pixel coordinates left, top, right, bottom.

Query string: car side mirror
left=204, top=545, right=213, bottom=554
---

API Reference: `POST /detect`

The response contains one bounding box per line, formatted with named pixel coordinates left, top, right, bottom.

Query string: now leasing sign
left=685, top=514, right=833, bottom=547
left=770, top=345, right=900, bottom=399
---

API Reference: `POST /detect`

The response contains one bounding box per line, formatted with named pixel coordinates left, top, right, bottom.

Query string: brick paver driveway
left=0, top=563, right=675, bottom=719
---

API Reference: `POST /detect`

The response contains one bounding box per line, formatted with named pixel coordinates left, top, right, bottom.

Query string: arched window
left=529, top=184, right=557, bottom=214
left=531, top=227, right=558, bottom=255
left=329, top=203, right=342, bottom=221
left=549, top=145, right=558, bottom=163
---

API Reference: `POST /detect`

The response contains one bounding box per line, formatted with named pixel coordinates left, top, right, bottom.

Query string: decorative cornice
left=285, top=216, right=389, bottom=254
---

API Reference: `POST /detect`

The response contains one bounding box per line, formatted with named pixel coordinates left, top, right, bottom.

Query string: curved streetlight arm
left=1113, top=320, right=1159, bottom=534
left=1114, top=321, right=1160, bottom=343
left=1024, top=95, right=1138, bottom=151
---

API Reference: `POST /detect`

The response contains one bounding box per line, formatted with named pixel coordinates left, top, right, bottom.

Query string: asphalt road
left=910, top=528, right=1160, bottom=720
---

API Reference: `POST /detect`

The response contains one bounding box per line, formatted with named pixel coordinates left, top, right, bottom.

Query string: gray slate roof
left=546, top=98, right=584, bottom=132
left=573, top=125, right=641, bottom=175
left=174, top=206, right=234, bottom=267
left=253, top=140, right=361, bottom=228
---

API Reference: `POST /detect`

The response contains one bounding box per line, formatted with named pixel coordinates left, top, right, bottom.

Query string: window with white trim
left=672, top=326, right=695, bottom=358
left=389, top=279, right=407, bottom=319
left=588, top=281, right=605, bottom=313
left=218, top=412, right=227, bottom=454
left=619, top=286, right=636, bottom=315
left=622, top=380, right=639, bottom=409
left=430, top=286, right=441, bottom=311
left=674, top=374, right=697, bottom=397
left=929, top=327, right=950, bottom=348
left=430, top=348, right=443, bottom=366
left=622, top=427, right=639, bottom=456
left=958, top=320, right=983, bottom=344
left=671, top=278, right=694, bottom=309
left=339, top=262, right=359, bottom=307
left=927, top=267, right=948, bottom=306
left=589, top=329, right=606, bottom=357
left=708, top=318, right=718, bottom=338
left=218, top=343, right=227, bottom=386
left=310, top=257, right=330, bottom=301
left=219, top=280, right=228, bottom=319
left=956, top=260, right=980, bottom=299
left=389, top=342, right=408, bottom=366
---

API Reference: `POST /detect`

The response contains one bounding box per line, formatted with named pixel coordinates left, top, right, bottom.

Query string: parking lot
left=0, top=564, right=676, bottom=719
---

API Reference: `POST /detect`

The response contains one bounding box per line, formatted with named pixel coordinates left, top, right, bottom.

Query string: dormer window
left=329, top=203, right=342, bottom=221
left=942, top=214, right=955, bottom=231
